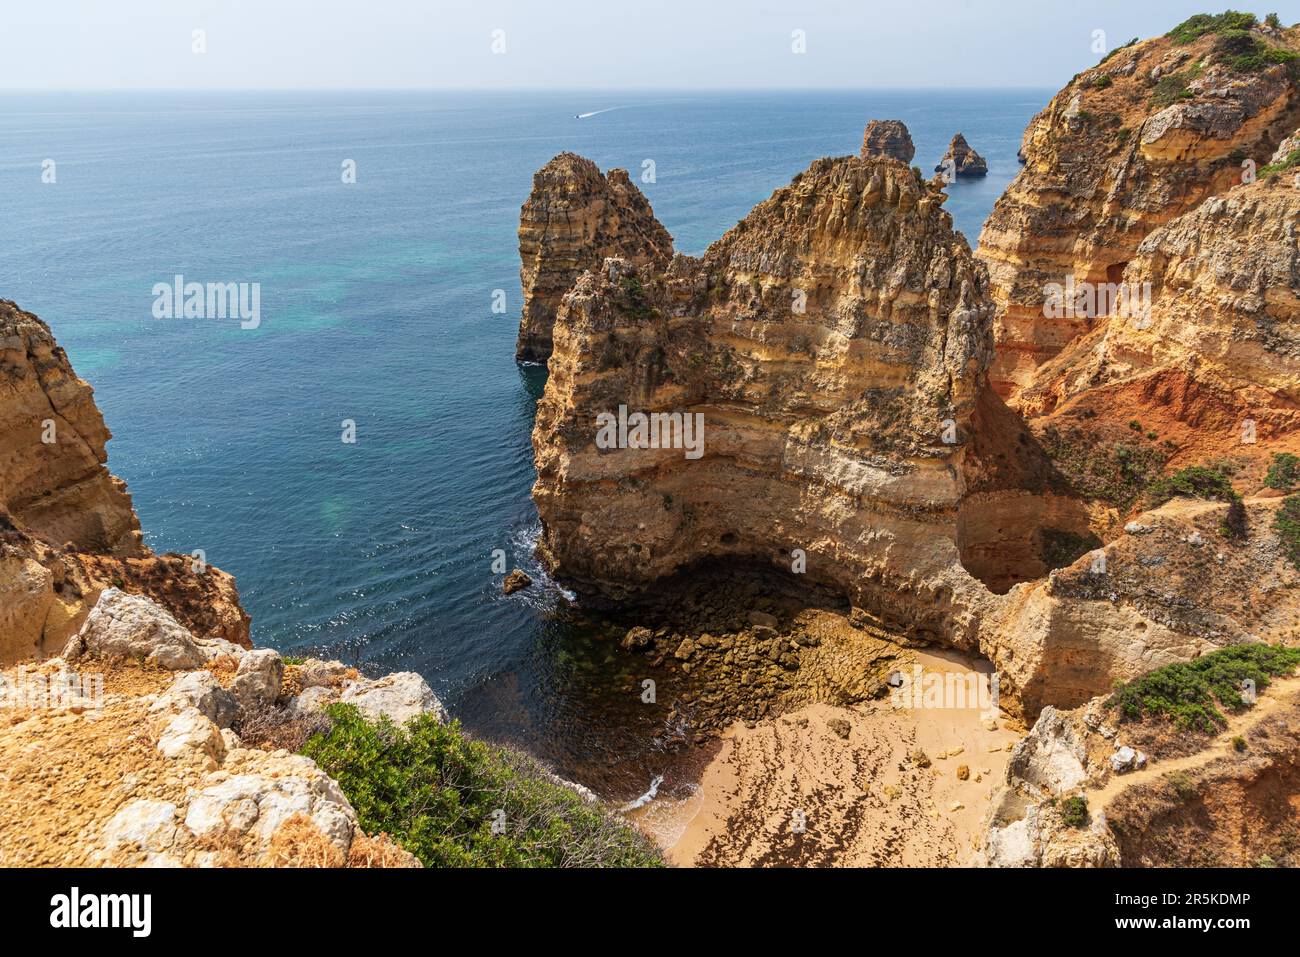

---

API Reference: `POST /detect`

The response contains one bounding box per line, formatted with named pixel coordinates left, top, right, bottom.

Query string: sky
left=2, top=1, right=1297, bottom=90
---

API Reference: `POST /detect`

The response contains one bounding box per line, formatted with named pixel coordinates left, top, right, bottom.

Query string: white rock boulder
left=338, top=671, right=446, bottom=725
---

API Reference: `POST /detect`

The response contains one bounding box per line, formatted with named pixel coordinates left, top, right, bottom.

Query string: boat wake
left=575, top=106, right=626, bottom=119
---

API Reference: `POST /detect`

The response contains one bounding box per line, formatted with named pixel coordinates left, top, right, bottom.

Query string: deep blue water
left=0, top=90, right=1045, bottom=794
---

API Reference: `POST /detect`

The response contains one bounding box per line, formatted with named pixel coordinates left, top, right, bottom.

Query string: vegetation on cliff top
left=1107, top=643, right=1300, bottom=732
left=1165, top=11, right=1298, bottom=74
left=1167, top=11, right=1260, bottom=45
left=1037, top=423, right=1170, bottom=511
left=303, top=704, right=663, bottom=868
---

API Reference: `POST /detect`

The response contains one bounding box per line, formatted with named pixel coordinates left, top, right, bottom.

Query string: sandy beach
left=633, top=649, right=1024, bottom=866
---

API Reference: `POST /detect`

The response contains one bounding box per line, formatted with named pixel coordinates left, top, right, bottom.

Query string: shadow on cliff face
left=957, top=386, right=1097, bottom=594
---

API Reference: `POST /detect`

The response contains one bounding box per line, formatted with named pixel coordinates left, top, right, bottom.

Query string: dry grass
left=231, top=702, right=331, bottom=753
left=261, top=814, right=346, bottom=868
left=347, top=832, right=421, bottom=868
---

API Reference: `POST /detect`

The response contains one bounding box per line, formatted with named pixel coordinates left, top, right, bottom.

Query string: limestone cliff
left=0, top=300, right=249, bottom=664
left=978, top=21, right=1300, bottom=398
left=515, top=153, right=673, bottom=363
left=1014, top=167, right=1300, bottom=487
left=532, top=154, right=1011, bottom=648
left=985, top=651, right=1300, bottom=867
left=1, top=300, right=143, bottom=556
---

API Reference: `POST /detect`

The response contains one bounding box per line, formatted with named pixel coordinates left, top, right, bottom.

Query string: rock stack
left=935, top=133, right=988, bottom=178
left=860, top=119, right=916, bottom=163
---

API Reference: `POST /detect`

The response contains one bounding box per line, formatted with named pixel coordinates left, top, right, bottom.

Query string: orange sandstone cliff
left=0, top=300, right=249, bottom=664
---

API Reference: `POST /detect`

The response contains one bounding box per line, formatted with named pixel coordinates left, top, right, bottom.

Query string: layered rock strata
left=1013, top=166, right=1300, bottom=486
left=860, top=119, right=916, bottom=163
left=978, top=24, right=1300, bottom=398
left=532, top=153, right=1011, bottom=651
left=515, top=153, right=673, bottom=363
left=0, top=300, right=249, bottom=665
left=1, top=300, right=143, bottom=555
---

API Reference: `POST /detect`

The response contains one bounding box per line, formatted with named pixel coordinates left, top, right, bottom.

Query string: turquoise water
left=0, top=90, right=1046, bottom=795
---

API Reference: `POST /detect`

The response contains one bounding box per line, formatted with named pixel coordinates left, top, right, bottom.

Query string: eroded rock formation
left=0, top=300, right=249, bottom=665
left=1, top=300, right=143, bottom=556
left=516, top=153, right=673, bottom=363
left=860, top=119, right=916, bottom=163
left=532, top=153, right=1018, bottom=650
left=1014, top=167, right=1300, bottom=487
left=936, top=133, right=988, bottom=178
left=978, top=24, right=1300, bottom=398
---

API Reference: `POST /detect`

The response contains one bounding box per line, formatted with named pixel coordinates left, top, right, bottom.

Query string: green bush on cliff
left=1060, top=795, right=1089, bottom=828
left=1262, top=149, right=1300, bottom=176
left=1151, top=73, right=1196, bottom=107
left=1144, top=463, right=1238, bottom=508
left=1274, top=494, right=1300, bottom=569
left=1107, top=643, right=1300, bottom=732
left=1167, top=12, right=1258, bottom=45
left=1265, top=452, right=1300, bottom=489
left=303, top=704, right=664, bottom=868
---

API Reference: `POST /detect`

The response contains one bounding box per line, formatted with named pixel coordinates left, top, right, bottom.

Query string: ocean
left=0, top=89, right=1047, bottom=797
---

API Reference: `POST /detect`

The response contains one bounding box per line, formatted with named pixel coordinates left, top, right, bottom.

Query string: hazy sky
left=3, top=1, right=1297, bottom=90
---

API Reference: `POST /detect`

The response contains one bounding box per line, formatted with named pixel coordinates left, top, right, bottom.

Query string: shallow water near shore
left=0, top=89, right=1045, bottom=800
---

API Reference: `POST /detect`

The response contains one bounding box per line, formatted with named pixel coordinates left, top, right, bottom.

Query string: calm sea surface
left=0, top=89, right=1046, bottom=797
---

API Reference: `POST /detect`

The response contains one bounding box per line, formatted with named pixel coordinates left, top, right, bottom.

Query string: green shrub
left=1101, top=37, right=1140, bottom=63
left=1151, top=73, right=1196, bottom=107
left=1264, top=452, right=1300, bottom=490
left=1262, top=149, right=1300, bottom=176
left=1145, top=464, right=1237, bottom=508
left=1107, top=643, right=1300, bottom=732
left=1232, top=735, right=1248, bottom=751
left=1222, top=497, right=1249, bottom=540
left=1221, top=34, right=1299, bottom=71
left=1092, top=74, right=1114, bottom=89
left=1039, top=426, right=1169, bottom=511
left=1274, top=494, right=1300, bottom=569
left=1167, top=12, right=1258, bottom=45
left=1060, top=795, right=1089, bottom=828
left=1167, top=770, right=1198, bottom=797
left=303, top=705, right=664, bottom=868
left=1266, top=13, right=1282, bottom=29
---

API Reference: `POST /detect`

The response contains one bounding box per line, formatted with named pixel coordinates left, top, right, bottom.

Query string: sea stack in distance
left=936, top=133, right=989, bottom=177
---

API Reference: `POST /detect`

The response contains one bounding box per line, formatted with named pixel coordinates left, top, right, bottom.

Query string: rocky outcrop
left=0, top=300, right=143, bottom=555
left=860, top=119, right=916, bottom=163
left=532, top=153, right=1016, bottom=648
left=982, top=494, right=1300, bottom=716
left=935, top=133, right=988, bottom=178
left=62, top=588, right=246, bottom=670
left=0, top=590, right=442, bottom=867
left=983, top=704, right=1120, bottom=867
left=515, top=153, right=673, bottom=363
left=978, top=24, right=1300, bottom=398
left=1011, top=169, right=1300, bottom=485
left=0, top=302, right=250, bottom=665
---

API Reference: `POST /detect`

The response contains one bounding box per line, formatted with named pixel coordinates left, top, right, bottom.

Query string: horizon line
left=0, top=85, right=1059, bottom=94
